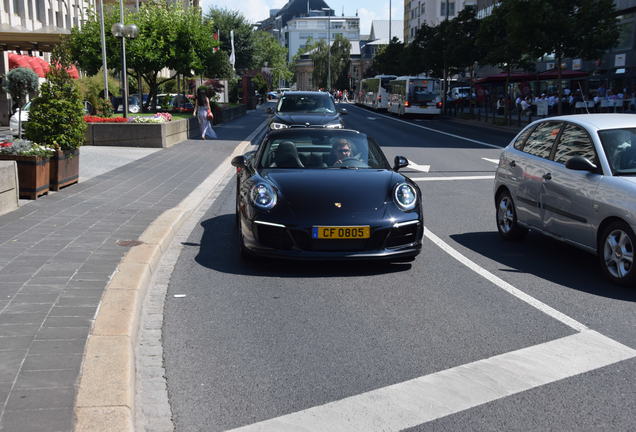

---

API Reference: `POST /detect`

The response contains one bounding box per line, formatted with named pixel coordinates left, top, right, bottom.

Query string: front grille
left=256, top=225, right=293, bottom=250
left=385, top=224, right=419, bottom=248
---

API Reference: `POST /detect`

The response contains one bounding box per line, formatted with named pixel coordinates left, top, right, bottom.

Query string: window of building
left=440, top=1, right=455, bottom=17
left=299, top=32, right=312, bottom=40
left=421, top=3, right=425, bottom=15
left=615, top=13, right=636, bottom=51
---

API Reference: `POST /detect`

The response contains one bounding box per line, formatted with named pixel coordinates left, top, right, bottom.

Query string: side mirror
left=565, top=155, right=597, bottom=172
left=231, top=155, right=247, bottom=169
left=266, top=107, right=274, bottom=114
left=339, top=108, right=348, bottom=115
left=393, top=155, right=409, bottom=172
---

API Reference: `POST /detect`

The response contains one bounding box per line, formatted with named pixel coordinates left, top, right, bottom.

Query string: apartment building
left=285, top=14, right=360, bottom=63
left=403, top=0, right=477, bottom=44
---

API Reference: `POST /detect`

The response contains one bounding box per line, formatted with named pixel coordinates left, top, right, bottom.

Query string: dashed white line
left=412, top=175, right=495, bottom=181
left=228, top=330, right=635, bottom=432
left=482, top=157, right=500, bottom=164
left=406, top=160, right=431, bottom=172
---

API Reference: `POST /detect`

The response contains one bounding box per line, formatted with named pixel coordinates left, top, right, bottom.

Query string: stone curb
left=74, top=120, right=268, bottom=432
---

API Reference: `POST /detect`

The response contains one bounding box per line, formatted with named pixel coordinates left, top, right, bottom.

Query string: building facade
left=1, top=0, right=96, bottom=125
left=403, top=0, right=477, bottom=44
left=285, top=14, right=360, bottom=63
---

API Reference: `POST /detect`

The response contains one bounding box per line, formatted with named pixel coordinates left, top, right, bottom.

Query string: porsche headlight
left=250, top=183, right=277, bottom=209
left=394, top=183, right=417, bottom=211
left=270, top=122, right=289, bottom=130
left=325, top=122, right=343, bottom=129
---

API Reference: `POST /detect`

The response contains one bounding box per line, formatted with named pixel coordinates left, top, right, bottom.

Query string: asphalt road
left=162, top=104, right=636, bottom=431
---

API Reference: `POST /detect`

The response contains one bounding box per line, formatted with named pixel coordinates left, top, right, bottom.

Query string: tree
left=444, top=7, right=482, bottom=77
left=2, top=67, right=39, bottom=138
left=476, top=0, right=537, bottom=120
left=69, top=0, right=221, bottom=111
left=410, top=23, right=444, bottom=77
left=206, top=8, right=255, bottom=72
left=311, top=40, right=329, bottom=89
left=330, top=34, right=351, bottom=90
left=25, top=43, right=86, bottom=151
left=370, top=37, right=404, bottom=76
left=530, top=0, right=619, bottom=113
left=253, top=31, right=292, bottom=87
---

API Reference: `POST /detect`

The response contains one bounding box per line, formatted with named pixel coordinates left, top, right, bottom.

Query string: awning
left=8, top=53, right=79, bottom=79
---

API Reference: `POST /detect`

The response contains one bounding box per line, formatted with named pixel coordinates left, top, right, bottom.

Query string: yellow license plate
left=312, top=226, right=370, bottom=239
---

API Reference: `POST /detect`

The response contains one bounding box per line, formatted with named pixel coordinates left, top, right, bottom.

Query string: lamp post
left=322, top=7, right=331, bottom=91
left=111, top=3, right=138, bottom=118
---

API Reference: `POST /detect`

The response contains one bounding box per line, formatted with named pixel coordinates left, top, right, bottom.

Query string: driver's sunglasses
left=338, top=148, right=351, bottom=153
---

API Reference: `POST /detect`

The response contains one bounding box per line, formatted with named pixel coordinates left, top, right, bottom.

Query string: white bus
left=357, top=75, right=397, bottom=110
left=387, top=77, right=443, bottom=116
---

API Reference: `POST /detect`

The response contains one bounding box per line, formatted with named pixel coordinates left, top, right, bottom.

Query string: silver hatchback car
left=494, top=114, right=636, bottom=286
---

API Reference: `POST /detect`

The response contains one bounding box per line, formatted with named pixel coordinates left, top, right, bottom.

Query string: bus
left=387, top=76, right=443, bottom=116
left=356, top=75, right=397, bottom=110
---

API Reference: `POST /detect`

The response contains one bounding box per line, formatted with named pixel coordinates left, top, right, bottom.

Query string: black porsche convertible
left=231, top=128, right=424, bottom=260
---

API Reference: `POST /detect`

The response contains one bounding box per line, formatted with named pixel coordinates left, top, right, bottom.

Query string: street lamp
left=111, top=12, right=138, bottom=118
left=321, top=7, right=331, bottom=91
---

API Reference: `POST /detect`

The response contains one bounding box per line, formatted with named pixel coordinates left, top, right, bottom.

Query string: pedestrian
left=193, top=87, right=217, bottom=140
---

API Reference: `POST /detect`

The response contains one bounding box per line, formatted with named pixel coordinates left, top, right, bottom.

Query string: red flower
left=0, top=142, right=12, bottom=147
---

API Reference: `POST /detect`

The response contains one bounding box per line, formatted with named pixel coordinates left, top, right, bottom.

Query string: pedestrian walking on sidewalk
left=193, top=87, right=217, bottom=140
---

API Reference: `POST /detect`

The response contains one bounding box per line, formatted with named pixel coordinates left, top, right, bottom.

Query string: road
left=159, top=104, right=636, bottom=431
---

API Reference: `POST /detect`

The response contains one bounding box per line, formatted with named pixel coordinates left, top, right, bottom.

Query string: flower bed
left=0, top=139, right=53, bottom=199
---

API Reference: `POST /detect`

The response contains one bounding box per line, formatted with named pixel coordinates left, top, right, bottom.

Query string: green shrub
left=25, top=44, right=86, bottom=151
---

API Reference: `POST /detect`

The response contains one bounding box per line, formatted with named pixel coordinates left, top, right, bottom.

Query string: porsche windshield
left=258, top=131, right=391, bottom=170
left=276, top=94, right=336, bottom=113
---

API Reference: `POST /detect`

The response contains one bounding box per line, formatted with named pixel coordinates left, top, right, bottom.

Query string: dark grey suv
left=267, top=91, right=347, bottom=130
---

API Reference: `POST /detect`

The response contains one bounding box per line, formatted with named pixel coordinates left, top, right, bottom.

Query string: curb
left=74, top=120, right=268, bottom=432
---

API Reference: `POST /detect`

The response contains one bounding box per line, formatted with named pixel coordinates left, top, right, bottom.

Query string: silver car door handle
left=543, top=173, right=552, bottom=180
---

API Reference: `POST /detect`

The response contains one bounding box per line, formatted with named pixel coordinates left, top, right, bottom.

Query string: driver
left=329, top=138, right=355, bottom=166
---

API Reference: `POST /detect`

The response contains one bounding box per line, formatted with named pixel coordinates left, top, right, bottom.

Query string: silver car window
left=554, top=124, right=596, bottom=165
left=599, top=128, right=636, bottom=175
left=522, top=121, right=562, bottom=159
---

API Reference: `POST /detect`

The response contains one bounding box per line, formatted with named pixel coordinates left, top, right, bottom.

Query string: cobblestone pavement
left=0, top=109, right=267, bottom=432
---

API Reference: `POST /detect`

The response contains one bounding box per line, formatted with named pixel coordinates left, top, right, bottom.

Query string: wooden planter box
left=0, top=154, right=50, bottom=199
left=50, top=149, right=80, bottom=191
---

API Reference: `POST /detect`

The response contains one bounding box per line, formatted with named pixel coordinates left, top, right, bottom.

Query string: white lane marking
left=482, top=157, right=500, bottom=164
left=423, top=228, right=587, bottom=332
left=348, top=105, right=503, bottom=150
left=412, top=175, right=495, bottom=181
left=406, top=160, right=430, bottom=172
left=228, top=330, right=635, bottom=432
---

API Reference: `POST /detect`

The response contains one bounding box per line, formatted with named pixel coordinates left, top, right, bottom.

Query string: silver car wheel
left=497, top=196, right=514, bottom=234
left=603, top=229, right=634, bottom=279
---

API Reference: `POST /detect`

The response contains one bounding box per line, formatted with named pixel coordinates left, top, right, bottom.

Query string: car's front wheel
left=496, top=190, right=527, bottom=240
left=599, top=221, right=636, bottom=286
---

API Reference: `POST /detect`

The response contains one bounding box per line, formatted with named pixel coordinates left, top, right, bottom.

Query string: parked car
left=9, top=101, right=31, bottom=135
left=494, top=114, right=636, bottom=285
left=267, top=91, right=347, bottom=130
left=10, top=101, right=92, bottom=135
left=112, top=96, right=141, bottom=113
left=231, top=128, right=423, bottom=261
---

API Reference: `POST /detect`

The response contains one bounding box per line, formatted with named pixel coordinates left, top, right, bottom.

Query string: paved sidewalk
left=0, top=109, right=268, bottom=431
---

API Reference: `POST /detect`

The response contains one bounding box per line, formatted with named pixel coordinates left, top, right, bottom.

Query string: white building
left=0, top=0, right=96, bottom=124
left=403, top=0, right=477, bottom=44
left=285, top=14, right=360, bottom=63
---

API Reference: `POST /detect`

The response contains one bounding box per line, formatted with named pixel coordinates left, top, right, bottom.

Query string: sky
left=200, top=0, right=404, bottom=35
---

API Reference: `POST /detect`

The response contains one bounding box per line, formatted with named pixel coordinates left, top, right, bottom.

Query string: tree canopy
left=253, top=31, right=293, bottom=86
left=206, top=8, right=255, bottom=72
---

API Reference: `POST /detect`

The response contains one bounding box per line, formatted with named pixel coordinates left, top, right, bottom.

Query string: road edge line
left=73, top=119, right=268, bottom=432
